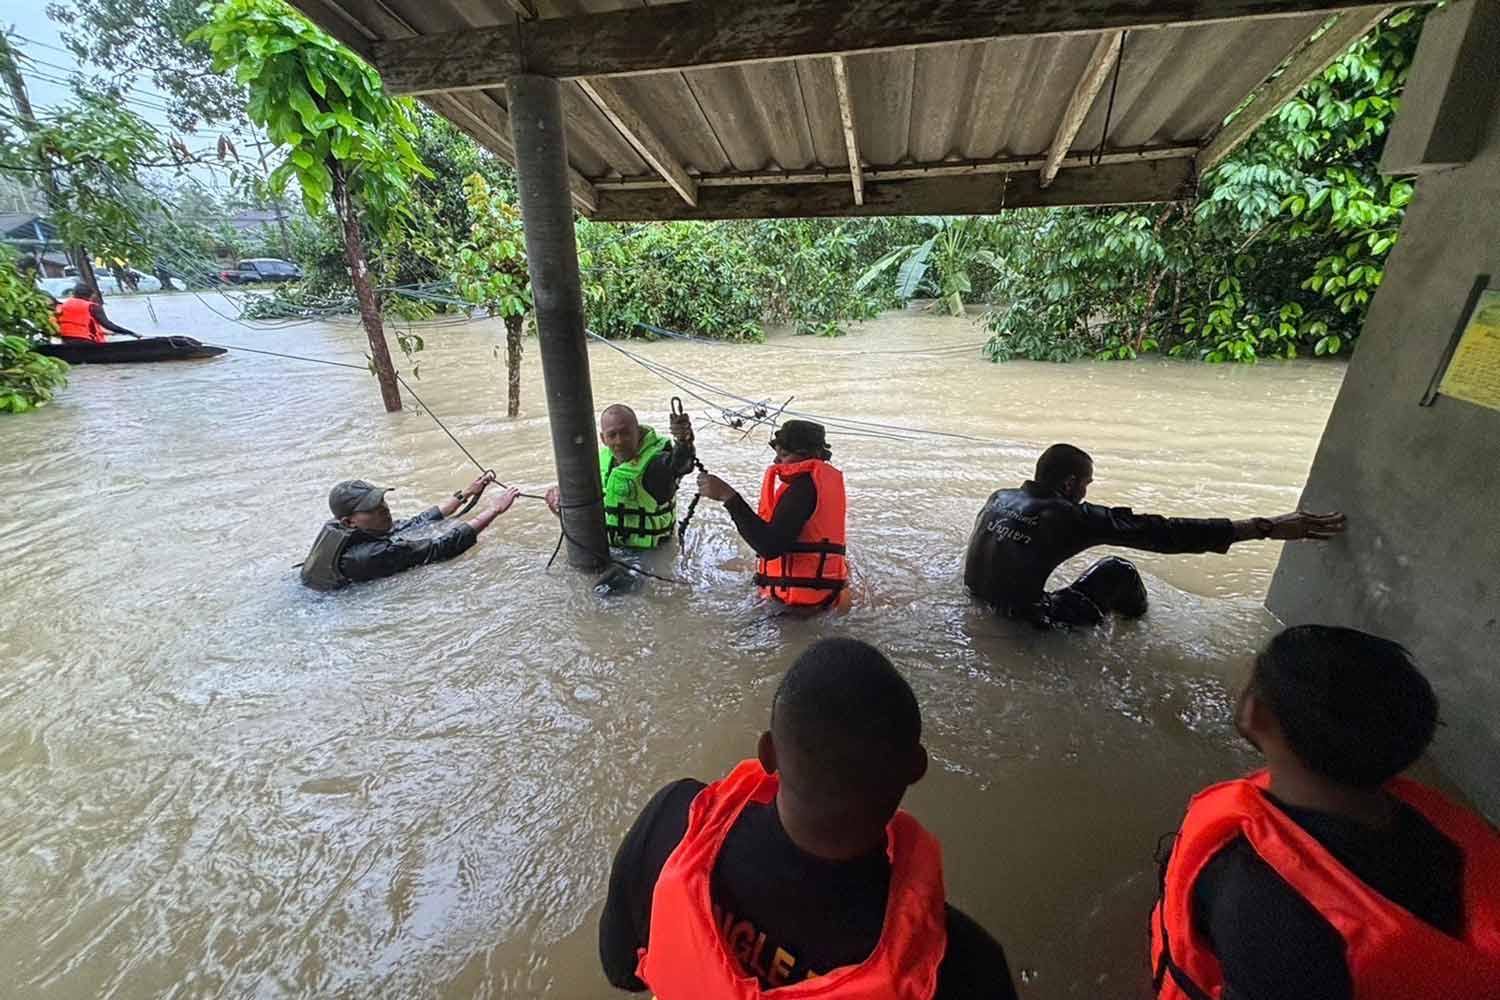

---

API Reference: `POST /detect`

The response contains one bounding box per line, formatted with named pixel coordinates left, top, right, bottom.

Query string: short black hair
left=71, top=282, right=94, bottom=298
left=1253, top=625, right=1437, bottom=789
left=1036, top=443, right=1092, bottom=488
left=771, top=638, right=921, bottom=807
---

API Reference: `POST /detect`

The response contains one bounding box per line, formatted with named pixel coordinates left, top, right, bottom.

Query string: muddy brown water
left=0, top=295, right=1349, bottom=998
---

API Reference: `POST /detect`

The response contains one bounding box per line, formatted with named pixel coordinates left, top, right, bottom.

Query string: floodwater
left=1, top=294, right=1349, bottom=999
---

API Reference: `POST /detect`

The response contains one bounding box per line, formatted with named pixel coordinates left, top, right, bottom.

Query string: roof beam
left=370, top=0, right=1401, bottom=96
left=1197, top=5, right=1395, bottom=172
left=576, top=77, right=698, bottom=206
left=830, top=56, right=864, bottom=206
left=1040, top=31, right=1124, bottom=188
left=590, top=157, right=1193, bottom=221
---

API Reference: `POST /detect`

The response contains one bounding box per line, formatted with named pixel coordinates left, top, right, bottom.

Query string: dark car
left=222, top=258, right=303, bottom=284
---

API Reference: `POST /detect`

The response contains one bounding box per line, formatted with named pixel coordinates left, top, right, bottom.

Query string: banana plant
left=854, top=216, right=1002, bottom=316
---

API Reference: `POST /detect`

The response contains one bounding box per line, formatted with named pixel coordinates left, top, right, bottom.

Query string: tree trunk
left=504, top=313, right=523, bottom=417
left=1135, top=204, right=1178, bottom=351
left=332, top=165, right=401, bottom=413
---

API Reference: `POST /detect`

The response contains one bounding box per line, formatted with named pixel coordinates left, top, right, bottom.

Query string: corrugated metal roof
left=293, top=0, right=1383, bottom=217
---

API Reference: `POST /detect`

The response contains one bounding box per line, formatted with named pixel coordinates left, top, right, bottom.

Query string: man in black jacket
left=300, top=476, right=519, bottom=590
left=963, top=443, right=1344, bottom=627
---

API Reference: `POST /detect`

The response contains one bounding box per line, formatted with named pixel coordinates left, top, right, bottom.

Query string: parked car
left=221, top=258, right=303, bottom=284
left=39, top=269, right=162, bottom=297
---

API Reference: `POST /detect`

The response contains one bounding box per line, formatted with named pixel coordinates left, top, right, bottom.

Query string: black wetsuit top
left=962, top=481, right=1233, bottom=611
left=724, top=475, right=817, bottom=557
left=1190, top=791, right=1465, bottom=1000
left=338, top=507, right=477, bottom=583
left=635, top=440, right=699, bottom=506
left=600, top=778, right=1017, bottom=999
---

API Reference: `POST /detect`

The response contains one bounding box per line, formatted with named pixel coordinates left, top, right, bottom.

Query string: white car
left=37, top=269, right=163, bottom=298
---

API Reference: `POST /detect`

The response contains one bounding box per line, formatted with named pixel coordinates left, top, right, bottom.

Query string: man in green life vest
left=545, top=403, right=696, bottom=549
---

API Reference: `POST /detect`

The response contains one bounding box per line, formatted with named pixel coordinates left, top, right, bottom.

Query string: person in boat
left=53, top=284, right=142, bottom=343
left=1151, top=624, right=1500, bottom=999
left=300, top=476, right=519, bottom=590
left=963, top=443, right=1345, bottom=628
left=695, top=420, right=848, bottom=609
left=544, top=403, right=696, bottom=549
left=599, top=637, right=1019, bottom=999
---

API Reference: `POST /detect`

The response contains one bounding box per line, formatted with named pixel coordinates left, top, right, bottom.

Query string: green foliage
left=983, top=9, right=1423, bottom=364
left=445, top=173, right=531, bottom=319
left=740, top=219, right=883, bottom=336
left=191, top=0, right=430, bottom=225
left=0, top=252, right=68, bottom=413
left=45, top=0, right=244, bottom=130
left=857, top=217, right=1002, bottom=316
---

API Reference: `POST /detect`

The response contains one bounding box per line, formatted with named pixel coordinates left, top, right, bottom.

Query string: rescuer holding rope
left=545, top=402, right=697, bottom=549
left=696, top=419, right=848, bottom=609
left=300, top=475, right=519, bottom=590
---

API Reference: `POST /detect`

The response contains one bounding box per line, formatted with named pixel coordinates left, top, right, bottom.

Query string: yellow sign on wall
left=1439, top=290, right=1500, bottom=412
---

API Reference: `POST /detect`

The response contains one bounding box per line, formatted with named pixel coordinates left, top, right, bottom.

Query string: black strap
left=783, top=540, right=846, bottom=555
left=1148, top=833, right=1214, bottom=1000
left=753, top=574, right=847, bottom=591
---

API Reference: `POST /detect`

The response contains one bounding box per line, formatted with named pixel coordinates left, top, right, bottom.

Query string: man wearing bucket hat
left=299, top=474, right=520, bottom=590
left=697, top=420, right=848, bottom=608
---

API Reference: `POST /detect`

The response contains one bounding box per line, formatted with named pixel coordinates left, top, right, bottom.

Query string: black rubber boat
left=36, top=337, right=228, bottom=365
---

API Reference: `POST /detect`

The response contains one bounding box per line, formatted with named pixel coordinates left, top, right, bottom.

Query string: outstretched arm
left=699, top=472, right=816, bottom=558
left=465, top=487, right=520, bottom=535
left=437, top=472, right=496, bottom=518
left=90, top=303, right=140, bottom=338
left=1230, top=511, right=1346, bottom=544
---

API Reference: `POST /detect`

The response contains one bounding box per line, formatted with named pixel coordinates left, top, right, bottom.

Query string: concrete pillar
left=507, top=75, right=608, bottom=569
left=1267, top=0, right=1500, bottom=819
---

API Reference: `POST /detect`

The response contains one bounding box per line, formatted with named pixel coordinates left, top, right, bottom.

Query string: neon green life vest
left=600, top=425, right=676, bottom=549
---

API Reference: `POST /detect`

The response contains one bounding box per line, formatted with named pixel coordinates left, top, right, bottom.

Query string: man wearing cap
left=299, top=475, right=520, bottom=590
left=697, top=420, right=849, bottom=608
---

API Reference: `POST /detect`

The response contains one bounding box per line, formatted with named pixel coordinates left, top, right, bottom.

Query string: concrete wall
left=1267, top=2, right=1500, bottom=820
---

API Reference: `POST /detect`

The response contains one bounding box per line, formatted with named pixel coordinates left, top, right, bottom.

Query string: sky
left=4, top=8, right=255, bottom=197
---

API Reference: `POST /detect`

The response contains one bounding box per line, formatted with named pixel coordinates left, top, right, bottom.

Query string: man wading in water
left=545, top=402, right=697, bottom=549
left=696, top=420, right=848, bottom=610
left=300, top=476, right=520, bottom=590
left=600, top=638, right=1018, bottom=999
left=963, top=443, right=1345, bottom=628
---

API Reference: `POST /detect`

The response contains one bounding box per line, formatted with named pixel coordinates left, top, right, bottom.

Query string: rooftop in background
left=287, top=0, right=1416, bottom=220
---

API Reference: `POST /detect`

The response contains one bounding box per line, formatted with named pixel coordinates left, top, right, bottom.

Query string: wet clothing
left=599, top=427, right=697, bottom=549
left=299, top=507, right=475, bottom=589
left=636, top=760, right=949, bottom=1000
left=725, top=476, right=816, bottom=557
left=752, top=459, right=847, bottom=606
left=600, top=773, right=1017, bottom=999
left=1043, top=556, right=1149, bottom=626
left=54, top=297, right=136, bottom=342
left=963, top=481, right=1232, bottom=624
left=1153, top=770, right=1500, bottom=1000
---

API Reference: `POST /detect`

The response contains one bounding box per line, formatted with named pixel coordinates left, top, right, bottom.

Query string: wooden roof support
left=576, top=78, right=699, bottom=206
left=1040, top=31, right=1124, bottom=188
left=830, top=56, right=865, bottom=206
left=591, top=156, right=1192, bottom=221
left=1197, top=4, right=1394, bottom=172
left=369, top=0, right=1397, bottom=96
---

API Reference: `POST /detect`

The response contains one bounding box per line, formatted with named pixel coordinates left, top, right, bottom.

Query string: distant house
left=1, top=213, right=67, bottom=276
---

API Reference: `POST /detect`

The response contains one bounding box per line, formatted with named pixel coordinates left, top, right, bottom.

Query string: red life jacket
left=754, top=459, right=848, bottom=606
left=1151, top=769, right=1500, bottom=1000
left=56, top=296, right=103, bottom=342
left=636, top=759, right=948, bottom=1000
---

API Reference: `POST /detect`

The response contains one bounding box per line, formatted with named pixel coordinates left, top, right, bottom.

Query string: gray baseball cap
left=329, top=479, right=392, bottom=518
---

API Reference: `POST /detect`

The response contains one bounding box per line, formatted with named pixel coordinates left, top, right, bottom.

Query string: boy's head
left=760, top=638, right=926, bottom=857
left=1237, top=624, right=1437, bottom=789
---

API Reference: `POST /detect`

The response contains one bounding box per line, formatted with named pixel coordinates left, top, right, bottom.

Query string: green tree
left=193, top=0, right=432, bottom=412
left=46, top=0, right=245, bottom=131
left=0, top=249, right=68, bottom=414
left=444, top=172, right=531, bottom=417
left=856, top=216, right=1002, bottom=317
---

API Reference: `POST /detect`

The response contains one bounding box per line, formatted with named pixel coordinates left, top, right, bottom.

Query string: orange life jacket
left=754, top=459, right=848, bottom=606
left=636, top=758, right=948, bottom=1000
left=1151, top=769, right=1500, bottom=1000
left=56, top=296, right=102, bottom=342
